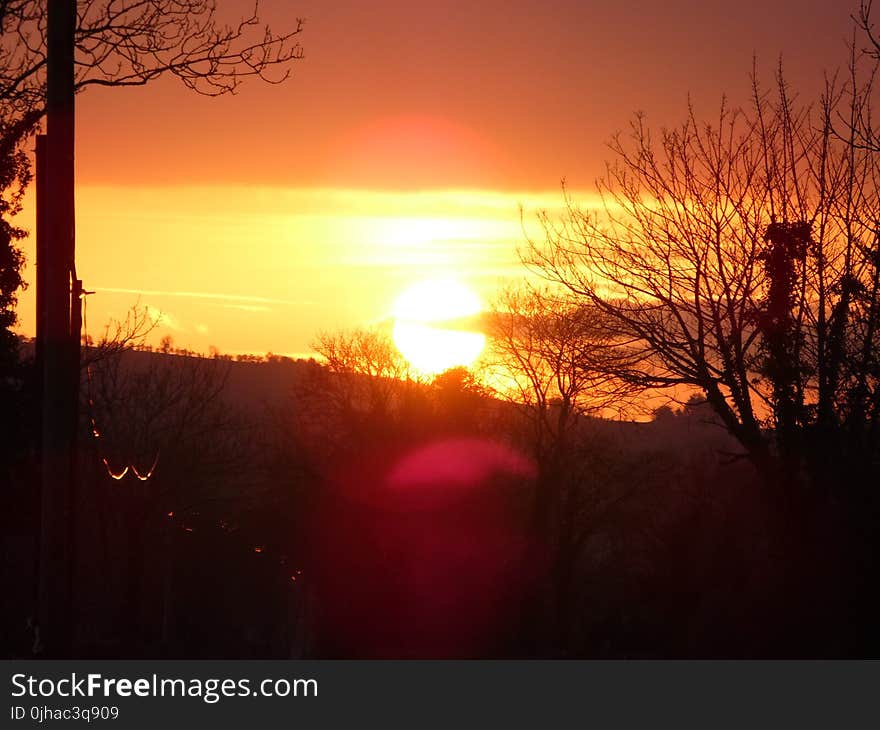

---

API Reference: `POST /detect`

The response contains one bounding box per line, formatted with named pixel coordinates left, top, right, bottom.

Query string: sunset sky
left=14, top=0, right=855, bottom=358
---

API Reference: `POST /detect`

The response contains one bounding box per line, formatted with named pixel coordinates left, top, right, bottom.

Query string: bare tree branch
left=0, top=1, right=304, bottom=122
left=525, top=71, right=880, bottom=487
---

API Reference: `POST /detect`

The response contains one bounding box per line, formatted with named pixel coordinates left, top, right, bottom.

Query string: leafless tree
left=486, top=285, right=637, bottom=461
left=280, top=327, right=425, bottom=473
left=311, top=327, right=414, bottom=419
left=0, top=0, right=304, bottom=121
left=313, top=327, right=415, bottom=429
left=484, top=284, right=644, bottom=650
left=0, top=0, right=304, bottom=238
left=85, top=342, right=250, bottom=494
left=81, top=336, right=257, bottom=645
left=850, top=1, right=880, bottom=150
left=527, top=69, right=880, bottom=497
left=79, top=301, right=156, bottom=370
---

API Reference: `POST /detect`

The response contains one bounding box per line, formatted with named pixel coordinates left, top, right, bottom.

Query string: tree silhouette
left=310, top=327, right=415, bottom=428
left=283, top=327, right=423, bottom=473
left=485, top=284, right=642, bottom=651
left=525, top=66, right=880, bottom=653
left=0, top=110, right=34, bottom=373
left=0, top=110, right=37, bottom=508
left=82, top=337, right=256, bottom=648
left=0, top=1, right=304, bottom=120
left=487, top=285, right=635, bottom=457
left=527, top=71, right=880, bottom=494
left=849, top=1, right=880, bottom=151
left=0, top=0, right=305, bottom=417
left=430, top=365, right=489, bottom=433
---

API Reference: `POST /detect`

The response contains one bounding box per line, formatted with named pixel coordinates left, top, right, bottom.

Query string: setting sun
left=391, top=279, right=486, bottom=375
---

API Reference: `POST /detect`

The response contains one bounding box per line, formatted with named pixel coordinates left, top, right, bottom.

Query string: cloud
left=145, top=304, right=183, bottom=332
left=218, top=304, right=273, bottom=313
left=94, top=286, right=307, bottom=307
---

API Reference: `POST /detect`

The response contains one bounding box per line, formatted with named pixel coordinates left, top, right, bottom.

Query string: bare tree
left=527, top=69, right=880, bottom=496
left=80, top=301, right=156, bottom=370
left=851, top=1, right=880, bottom=151
left=82, top=336, right=257, bottom=647
left=0, top=0, right=304, bottom=121
left=311, top=327, right=416, bottom=430
left=484, top=284, right=643, bottom=651
left=281, top=327, right=424, bottom=473
left=486, top=285, right=636, bottom=462
left=0, top=1, right=305, bottom=375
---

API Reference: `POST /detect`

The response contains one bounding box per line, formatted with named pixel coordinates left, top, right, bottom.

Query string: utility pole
left=35, top=135, right=47, bottom=379
left=38, top=0, right=78, bottom=658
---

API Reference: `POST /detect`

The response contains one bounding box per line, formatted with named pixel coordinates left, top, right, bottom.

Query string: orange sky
left=13, top=0, right=856, bottom=357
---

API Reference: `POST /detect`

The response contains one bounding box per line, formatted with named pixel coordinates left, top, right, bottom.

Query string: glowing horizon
left=9, top=0, right=853, bottom=361
left=13, top=184, right=584, bottom=358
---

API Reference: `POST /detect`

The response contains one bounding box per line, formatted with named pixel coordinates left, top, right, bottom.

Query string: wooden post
left=38, top=0, right=78, bottom=658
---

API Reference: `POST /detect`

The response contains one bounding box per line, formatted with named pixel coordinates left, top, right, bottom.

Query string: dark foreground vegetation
left=0, top=334, right=870, bottom=658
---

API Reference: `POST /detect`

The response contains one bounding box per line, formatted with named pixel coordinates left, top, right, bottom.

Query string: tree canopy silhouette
left=0, top=110, right=34, bottom=372
left=527, top=69, right=880, bottom=496
left=0, top=0, right=304, bottom=120
left=0, top=0, right=304, bottom=379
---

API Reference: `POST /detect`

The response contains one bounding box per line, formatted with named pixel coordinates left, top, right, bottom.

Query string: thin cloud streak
left=94, top=286, right=311, bottom=307
left=218, top=304, right=274, bottom=313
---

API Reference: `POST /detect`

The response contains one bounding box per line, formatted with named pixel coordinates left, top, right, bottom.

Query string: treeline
left=1, top=304, right=871, bottom=657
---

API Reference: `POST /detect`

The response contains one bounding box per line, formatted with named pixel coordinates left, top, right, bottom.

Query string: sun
left=392, top=279, right=486, bottom=375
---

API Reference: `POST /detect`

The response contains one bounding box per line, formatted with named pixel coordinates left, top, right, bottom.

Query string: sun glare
left=392, top=279, right=486, bottom=375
